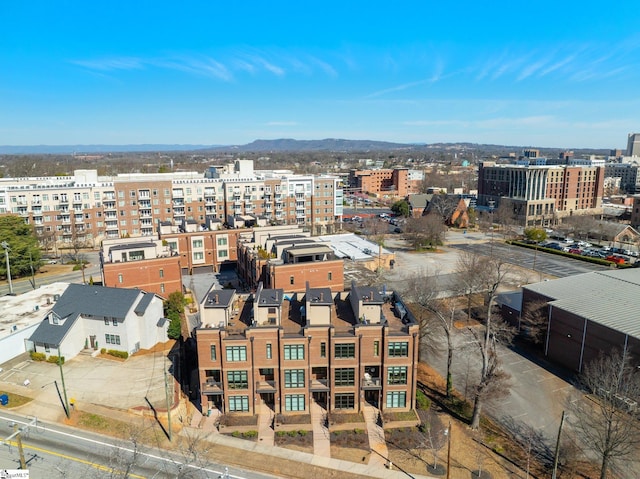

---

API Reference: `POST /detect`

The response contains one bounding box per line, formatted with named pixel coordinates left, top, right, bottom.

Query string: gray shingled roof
left=203, top=289, right=235, bottom=309
left=29, top=284, right=149, bottom=347
left=524, top=269, right=640, bottom=339
left=256, top=288, right=284, bottom=307
left=306, top=287, right=333, bottom=306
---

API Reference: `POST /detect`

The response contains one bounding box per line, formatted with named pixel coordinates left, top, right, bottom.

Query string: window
left=112, top=319, right=118, bottom=326
left=228, top=395, right=249, bottom=412
left=320, top=342, right=326, bottom=358
left=387, top=366, right=408, bottom=385
left=118, top=274, right=123, bottom=284
left=335, top=368, right=355, bottom=386
left=285, top=394, right=305, bottom=411
left=210, top=345, right=216, bottom=361
left=218, top=250, right=228, bottom=258
left=193, top=239, right=203, bottom=248
left=335, top=393, right=355, bottom=409
left=226, top=346, right=247, bottom=362
left=328, top=272, right=332, bottom=280
left=160, top=284, right=165, bottom=293
left=227, top=370, right=248, bottom=389
left=193, top=252, right=204, bottom=260
left=290, top=276, right=295, bottom=285
left=266, top=343, right=272, bottom=359
left=284, top=344, right=305, bottom=360
left=388, top=342, right=409, bottom=357
left=335, top=343, right=355, bottom=358
left=105, top=334, right=121, bottom=345
left=284, top=369, right=305, bottom=388
left=159, top=269, right=164, bottom=278
left=104, top=318, right=110, bottom=326
left=386, top=391, right=406, bottom=408
left=374, top=341, right=379, bottom=357
left=217, top=237, right=227, bottom=246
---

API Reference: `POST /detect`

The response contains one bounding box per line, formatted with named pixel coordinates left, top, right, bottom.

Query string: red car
left=568, top=248, right=583, bottom=255
left=606, top=255, right=626, bottom=265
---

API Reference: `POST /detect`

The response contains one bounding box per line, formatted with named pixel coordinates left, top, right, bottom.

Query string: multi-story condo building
left=478, top=162, right=604, bottom=226
left=604, top=163, right=640, bottom=194
left=348, top=167, right=415, bottom=198
left=627, top=133, right=640, bottom=157
left=0, top=160, right=343, bottom=249
left=237, top=226, right=345, bottom=292
left=196, top=281, right=419, bottom=417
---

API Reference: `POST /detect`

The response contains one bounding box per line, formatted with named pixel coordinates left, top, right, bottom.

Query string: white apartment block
left=0, top=161, right=343, bottom=249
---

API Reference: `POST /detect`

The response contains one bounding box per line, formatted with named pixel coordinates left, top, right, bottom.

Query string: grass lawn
left=0, top=392, right=33, bottom=408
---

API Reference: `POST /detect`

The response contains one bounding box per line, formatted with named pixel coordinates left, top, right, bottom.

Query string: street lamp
left=1, top=241, right=13, bottom=295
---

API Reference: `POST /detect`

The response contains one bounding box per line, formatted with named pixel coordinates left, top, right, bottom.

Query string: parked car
left=568, top=248, right=583, bottom=255
left=606, top=255, right=627, bottom=265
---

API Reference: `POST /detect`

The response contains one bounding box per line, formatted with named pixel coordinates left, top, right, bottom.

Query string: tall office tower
left=627, top=133, right=640, bottom=157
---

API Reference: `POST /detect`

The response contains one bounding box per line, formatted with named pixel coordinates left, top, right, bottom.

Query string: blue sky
left=1, top=1, right=639, bottom=148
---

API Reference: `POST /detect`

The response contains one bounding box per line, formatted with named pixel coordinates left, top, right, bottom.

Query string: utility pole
left=446, top=420, right=452, bottom=479
left=551, top=411, right=566, bottom=479
left=29, top=251, right=36, bottom=290
left=1, top=241, right=13, bottom=295
left=3, top=417, right=38, bottom=469
left=58, top=346, right=70, bottom=418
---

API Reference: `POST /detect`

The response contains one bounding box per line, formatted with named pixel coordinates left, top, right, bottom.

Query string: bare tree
left=404, top=272, right=460, bottom=398
left=463, top=254, right=514, bottom=429
left=519, top=299, right=549, bottom=344
left=568, top=350, right=640, bottom=479
left=455, top=250, right=486, bottom=322
left=404, top=214, right=447, bottom=251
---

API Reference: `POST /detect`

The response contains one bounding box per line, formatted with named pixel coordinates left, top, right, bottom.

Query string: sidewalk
left=363, top=403, right=388, bottom=468
left=310, top=400, right=330, bottom=457
left=257, top=401, right=274, bottom=446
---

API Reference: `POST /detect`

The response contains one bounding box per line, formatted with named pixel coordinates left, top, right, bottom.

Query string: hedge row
left=509, top=241, right=620, bottom=267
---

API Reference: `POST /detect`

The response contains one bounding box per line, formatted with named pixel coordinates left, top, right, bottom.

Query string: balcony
left=202, top=380, right=223, bottom=395
left=361, top=376, right=382, bottom=390
left=255, top=380, right=277, bottom=393
left=310, top=378, right=330, bottom=392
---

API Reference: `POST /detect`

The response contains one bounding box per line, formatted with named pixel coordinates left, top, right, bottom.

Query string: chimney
left=320, top=292, right=324, bottom=301
left=215, top=294, right=219, bottom=304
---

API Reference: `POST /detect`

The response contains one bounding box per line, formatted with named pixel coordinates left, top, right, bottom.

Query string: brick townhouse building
left=196, top=281, right=419, bottom=417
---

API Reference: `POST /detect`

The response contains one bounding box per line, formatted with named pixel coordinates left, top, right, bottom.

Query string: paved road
left=0, top=410, right=273, bottom=479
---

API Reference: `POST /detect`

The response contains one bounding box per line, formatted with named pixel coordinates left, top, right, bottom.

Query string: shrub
left=287, top=430, right=298, bottom=437
left=30, top=351, right=46, bottom=361
left=416, top=390, right=431, bottom=410
left=46, top=355, right=64, bottom=364
left=107, top=350, right=128, bottom=359
left=231, top=431, right=240, bottom=438
left=275, top=431, right=287, bottom=437
left=242, top=430, right=258, bottom=438
left=100, top=348, right=106, bottom=354
left=298, top=430, right=308, bottom=436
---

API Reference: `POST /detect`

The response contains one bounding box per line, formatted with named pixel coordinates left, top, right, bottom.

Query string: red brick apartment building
left=196, top=281, right=419, bottom=417
left=101, top=238, right=183, bottom=297
left=348, top=168, right=413, bottom=198
left=236, top=226, right=344, bottom=292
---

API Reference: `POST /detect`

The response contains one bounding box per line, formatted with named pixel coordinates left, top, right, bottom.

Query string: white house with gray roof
left=28, top=284, right=167, bottom=361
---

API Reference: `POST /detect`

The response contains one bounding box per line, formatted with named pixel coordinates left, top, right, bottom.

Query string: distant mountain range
left=0, top=139, right=610, bottom=155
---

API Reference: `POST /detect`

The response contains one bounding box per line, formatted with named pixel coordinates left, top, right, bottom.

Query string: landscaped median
left=509, top=240, right=633, bottom=268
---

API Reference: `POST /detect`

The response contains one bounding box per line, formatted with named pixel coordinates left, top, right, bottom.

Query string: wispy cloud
left=70, top=57, right=144, bottom=71
left=266, top=121, right=298, bottom=126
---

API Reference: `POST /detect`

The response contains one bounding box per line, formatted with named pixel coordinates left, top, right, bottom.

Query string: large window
left=227, top=370, right=248, bottom=389
left=285, top=394, right=305, bottom=412
left=284, top=344, right=305, bottom=360
left=226, top=346, right=247, bottom=362
left=335, top=368, right=355, bottom=386
left=217, top=237, right=227, bottom=246
left=192, top=239, right=203, bottom=248
left=388, top=342, right=409, bottom=357
left=335, top=343, right=355, bottom=358
left=105, top=334, right=120, bottom=345
left=387, top=366, right=408, bottom=385
left=284, top=369, right=305, bottom=388
left=335, top=393, right=355, bottom=409
left=386, top=391, right=406, bottom=408
left=228, top=395, right=249, bottom=412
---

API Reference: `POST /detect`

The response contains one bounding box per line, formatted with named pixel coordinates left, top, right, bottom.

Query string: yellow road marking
left=6, top=440, right=146, bottom=478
